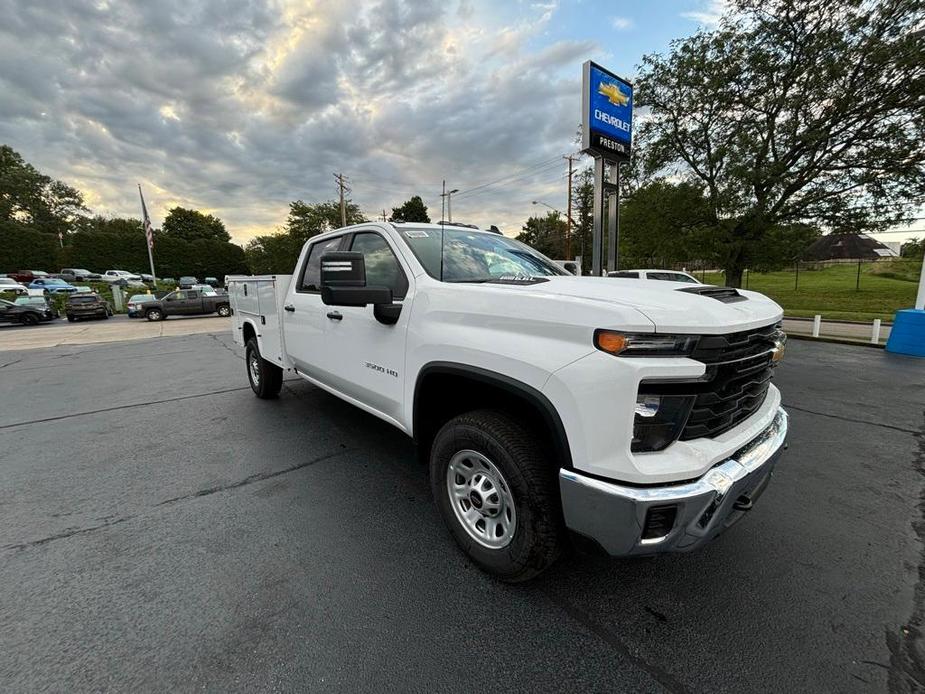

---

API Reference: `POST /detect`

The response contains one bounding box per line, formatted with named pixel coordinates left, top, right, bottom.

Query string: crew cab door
left=322, top=229, right=412, bottom=424
left=283, top=234, right=345, bottom=379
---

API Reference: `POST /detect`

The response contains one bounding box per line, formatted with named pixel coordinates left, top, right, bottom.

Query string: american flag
left=138, top=184, right=154, bottom=250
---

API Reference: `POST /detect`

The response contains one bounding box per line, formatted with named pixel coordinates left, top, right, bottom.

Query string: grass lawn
left=702, top=261, right=920, bottom=322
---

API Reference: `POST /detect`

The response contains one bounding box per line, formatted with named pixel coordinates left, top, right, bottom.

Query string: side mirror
left=320, top=252, right=392, bottom=307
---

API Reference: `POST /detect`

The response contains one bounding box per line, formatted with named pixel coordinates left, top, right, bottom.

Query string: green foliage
left=161, top=207, right=230, bottom=242
left=901, top=238, right=924, bottom=260
left=869, top=258, right=923, bottom=283
left=571, top=167, right=594, bottom=272
left=286, top=199, right=365, bottom=243
left=0, top=144, right=87, bottom=236
left=635, top=0, right=925, bottom=286
left=0, top=220, right=59, bottom=271
left=245, top=200, right=367, bottom=274
left=516, top=212, right=568, bottom=259
left=391, top=195, right=430, bottom=223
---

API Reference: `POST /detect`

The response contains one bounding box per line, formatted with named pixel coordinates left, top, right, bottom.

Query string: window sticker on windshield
left=404, top=230, right=429, bottom=238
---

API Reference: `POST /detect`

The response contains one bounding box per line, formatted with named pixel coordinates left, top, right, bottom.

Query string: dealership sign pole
left=581, top=60, right=633, bottom=276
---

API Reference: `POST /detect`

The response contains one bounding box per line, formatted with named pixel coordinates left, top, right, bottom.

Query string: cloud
left=611, top=16, right=633, bottom=30
left=0, top=0, right=593, bottom=242
left=681, top=0, right=729, bottom=26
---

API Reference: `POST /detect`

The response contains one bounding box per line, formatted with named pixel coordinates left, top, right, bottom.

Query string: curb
left=786, top=333, right=885, bottom=349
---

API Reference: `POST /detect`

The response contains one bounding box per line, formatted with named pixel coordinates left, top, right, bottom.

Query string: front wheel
left=245, top=337, right=282, bottom=399
left=20, top=313, right=39, bottom=326
left=430, top=409, right=566, bottom=582
left=217, top=304, right=231, bottom=317
left=146, top=308, right=163, bottom=321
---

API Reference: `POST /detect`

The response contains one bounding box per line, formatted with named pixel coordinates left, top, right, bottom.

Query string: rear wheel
left=217, top=304, right=231, bottom=317
left=67, top=315, right=76, bottom=322
left=245, top=337, right=282, bottom=399
left=146, top=308, right=163, bottom=321
left=20, top=313, right=39, bottom=326
left=430, top=409, right=566, bottom=582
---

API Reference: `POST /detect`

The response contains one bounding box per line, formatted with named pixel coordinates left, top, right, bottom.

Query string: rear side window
left=349, top=232, right=408, bottom=300
left=648, top=272, right=685, bottom=282
left=300, top=236, right=343, bottom=292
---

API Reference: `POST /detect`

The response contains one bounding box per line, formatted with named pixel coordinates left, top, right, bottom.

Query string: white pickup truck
left=228, top=222, right=788, bottom=582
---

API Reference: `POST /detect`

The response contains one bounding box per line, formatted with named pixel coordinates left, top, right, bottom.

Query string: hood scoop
left=676, top=286, right=748, bottom=304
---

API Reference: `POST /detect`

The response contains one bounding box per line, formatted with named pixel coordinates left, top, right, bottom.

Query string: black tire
left=245, top=337, right=282, bottom=399
left=20, top=312, right=39, bottom=326
left=67, top=315, right=76, bottom=322
left=102, top=312, right=110, bottom=320
left=146, top=308, right=163, bottom=321
left=217, top=304, right=231, bottom=317
left=430, top=409, right=566, bottom=583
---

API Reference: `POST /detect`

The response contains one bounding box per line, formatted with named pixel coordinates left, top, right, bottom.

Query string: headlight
left=594, top=330, right=699, bottom=357
left=632, top=394, right=695, bottom=452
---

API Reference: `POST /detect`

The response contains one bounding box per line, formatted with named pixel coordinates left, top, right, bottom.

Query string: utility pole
left=440, top=185, right=459, bottom=222
left=333, top=173, right=349, bottom=227
left=564, top=155, right=574, bottom=259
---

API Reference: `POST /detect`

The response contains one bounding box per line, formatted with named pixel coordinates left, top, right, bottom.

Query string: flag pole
left=138, top=184, right=156, bottom=280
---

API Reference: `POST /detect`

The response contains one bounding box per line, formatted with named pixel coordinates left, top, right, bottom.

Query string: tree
left=902, top=238, right=924, bottom=260
left=391, top=195, right=430, bottom=223
left=161, top=207, right=230, bottom=242
left=245, top=199, right=367, bottom=274
left=516, top=212, right=568, bottom=259
left=635, top=0, right=925, bottom=287
left=286, top=199, right=365, bottom=243
left=0, top=144, right=87, bottom=236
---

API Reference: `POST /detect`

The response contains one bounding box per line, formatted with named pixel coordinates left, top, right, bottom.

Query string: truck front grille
left=640, top=323, right=782, bottom=442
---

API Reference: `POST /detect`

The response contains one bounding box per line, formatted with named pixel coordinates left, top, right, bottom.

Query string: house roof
left=801, top=233, right=899, bottom=261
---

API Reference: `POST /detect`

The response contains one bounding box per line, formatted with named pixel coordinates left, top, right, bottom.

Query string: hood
left=520, top=276, right=783, bottom=333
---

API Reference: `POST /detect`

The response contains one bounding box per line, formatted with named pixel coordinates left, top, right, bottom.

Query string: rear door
left=283, top=234, right=345, bottom=379
left=322, top=229, right=412, bottom=423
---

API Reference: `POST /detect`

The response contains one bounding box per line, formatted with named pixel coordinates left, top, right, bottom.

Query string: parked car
left=14, top=295, right=59, bottom=318
left=28, top=278, right=79, bottom=294
left=204, top=276, right=220, bottom=287
left=140, top=289, right=231, bottom=321
left=8, top=270, right=49, bottom=284
left=162, top=277, right=177, bottom=285
left=0, top=277, right=29, bottom=294
left=101, top=270, right=143, bottom=284
left=607, top=269, right=702, bottom=284
left=178, top=276, right=199, bottom=289
left=0, top=298, right=55, bottom=325
left=140, top=273, right=156, bottom=283
left=65, top=293, right=113, bottom=321
left=58, top=268, right=102, bottom=282
left=126, top=293, right=159, bottom=318
left=227, top=221, right=788, bottom=581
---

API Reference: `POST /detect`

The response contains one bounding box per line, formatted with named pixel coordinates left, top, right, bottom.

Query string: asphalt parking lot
left=1, top=333, right=923, bottom=692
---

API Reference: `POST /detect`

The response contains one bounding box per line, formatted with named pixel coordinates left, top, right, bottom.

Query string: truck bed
left=226, top=275, right=292, bottom=369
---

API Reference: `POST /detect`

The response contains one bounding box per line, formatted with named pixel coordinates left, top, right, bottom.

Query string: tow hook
left=733, top=495, right=754, bottom=512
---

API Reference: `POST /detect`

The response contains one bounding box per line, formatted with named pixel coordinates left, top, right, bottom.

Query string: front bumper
left=559, top=407, right=788, bottom=556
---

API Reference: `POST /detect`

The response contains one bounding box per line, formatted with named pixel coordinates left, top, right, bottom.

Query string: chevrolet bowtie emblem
left=598, top=81, right=629, bottom=106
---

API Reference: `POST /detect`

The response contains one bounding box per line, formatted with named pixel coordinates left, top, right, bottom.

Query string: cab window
left=349, top=232, right=408, bottom=300
left=300, top=236, right=343, bottom=292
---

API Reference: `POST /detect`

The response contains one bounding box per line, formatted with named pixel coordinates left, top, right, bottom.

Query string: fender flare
left=412, top=362, right=573, bottom=470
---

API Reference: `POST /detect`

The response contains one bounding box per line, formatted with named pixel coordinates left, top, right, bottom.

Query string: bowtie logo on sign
left=598, top=81, right=629, bottom=107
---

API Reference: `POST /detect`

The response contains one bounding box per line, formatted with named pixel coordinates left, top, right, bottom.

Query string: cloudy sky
left=0, top=0, right=736, bottom=243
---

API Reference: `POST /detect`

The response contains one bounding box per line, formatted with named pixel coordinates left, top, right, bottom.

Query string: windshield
left=398, top=227, right=568, bottom=283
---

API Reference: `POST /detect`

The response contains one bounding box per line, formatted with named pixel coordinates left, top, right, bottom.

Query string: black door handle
left=326, top=311, right=343, bottom=321
left=284, top=304, right=295, bottom=312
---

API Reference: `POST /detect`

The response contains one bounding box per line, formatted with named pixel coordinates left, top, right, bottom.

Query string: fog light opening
left=641, top=505, right=678, bottom=542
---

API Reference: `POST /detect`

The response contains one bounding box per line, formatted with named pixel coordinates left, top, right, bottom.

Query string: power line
left=453, top=156, right=566, bottom=199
